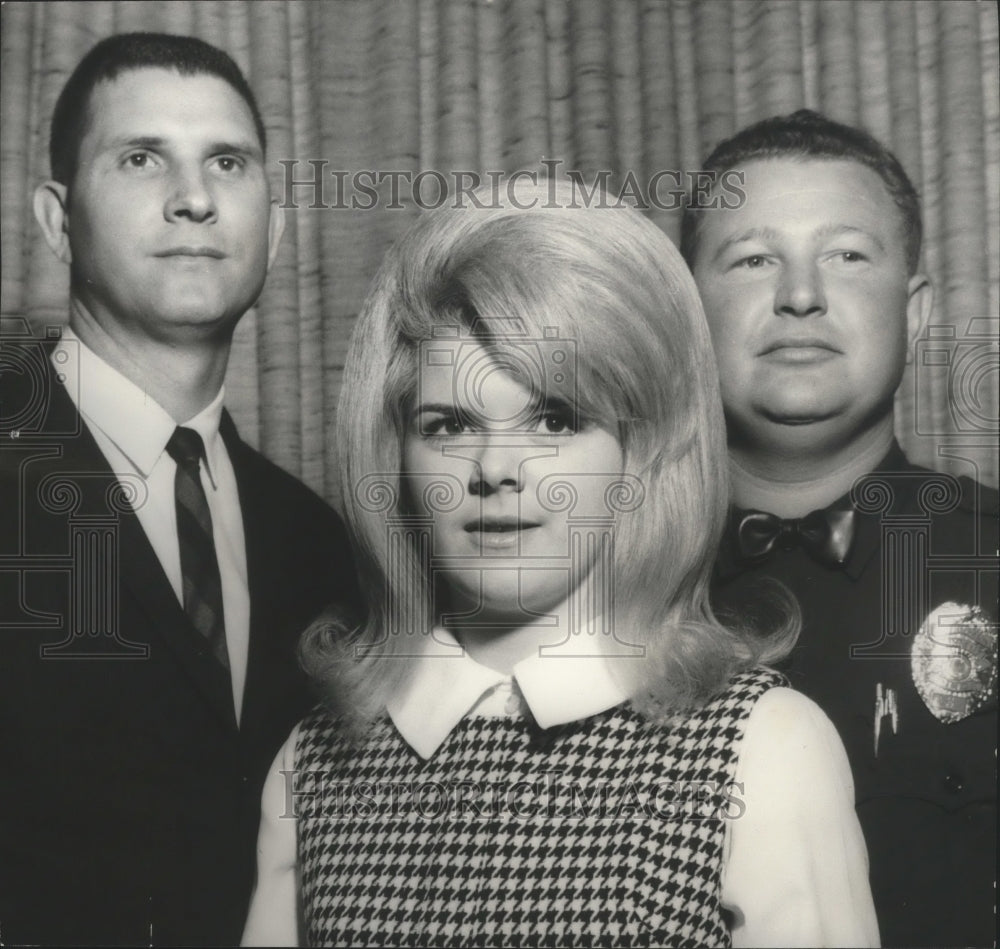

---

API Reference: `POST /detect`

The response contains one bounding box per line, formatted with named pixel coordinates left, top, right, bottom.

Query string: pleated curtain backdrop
left=2, top=0, right=998, bottom=501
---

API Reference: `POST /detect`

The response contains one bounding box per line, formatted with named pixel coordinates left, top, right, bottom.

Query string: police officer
left=682, top=109, right=998, bottom=948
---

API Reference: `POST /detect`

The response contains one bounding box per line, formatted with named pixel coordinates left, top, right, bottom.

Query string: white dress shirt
left=53, top=329, right=251, bottom=720
left=242, top=630, right=880, bottom=947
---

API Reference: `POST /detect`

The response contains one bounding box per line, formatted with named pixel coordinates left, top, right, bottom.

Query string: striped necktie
left=165, top=426, right=229, bottom=671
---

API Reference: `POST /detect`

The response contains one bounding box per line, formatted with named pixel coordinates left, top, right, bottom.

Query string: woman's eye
left=736, top=254, right=769, bottom=269
left=538, top=409, right=576, bottom=435
left=423, top=415, right=465, bottom=436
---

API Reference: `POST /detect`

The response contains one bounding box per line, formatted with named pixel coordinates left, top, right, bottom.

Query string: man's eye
left=835, top=250, right=867, bottom=263
left=123, top=152, right=155, bottom=170
left=736, top=255, right=769, bottom=270
left=214, top=156, right=243, bottom=173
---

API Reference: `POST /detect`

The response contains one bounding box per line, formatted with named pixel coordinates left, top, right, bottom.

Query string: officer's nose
left=774, top=260, right=827, bottom=318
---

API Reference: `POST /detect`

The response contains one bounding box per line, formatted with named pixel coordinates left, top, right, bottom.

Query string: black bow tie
left=736, top=507, right=856, bottom=567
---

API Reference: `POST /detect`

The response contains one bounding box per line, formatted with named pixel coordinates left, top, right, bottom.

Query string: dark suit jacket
left=713, top=443, right=998, bottom=948
left=0, top=341, right=360, bottom=946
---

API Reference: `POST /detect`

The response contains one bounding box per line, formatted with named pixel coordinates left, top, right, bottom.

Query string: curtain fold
left=2, top=0, right=997, bottom=496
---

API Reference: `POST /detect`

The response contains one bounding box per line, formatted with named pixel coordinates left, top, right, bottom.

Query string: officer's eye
left=736, top=255, right=770, bottom=270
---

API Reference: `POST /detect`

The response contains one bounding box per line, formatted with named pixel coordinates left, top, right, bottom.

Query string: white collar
left=386, top=627, right=632, bottom=759
left=54, top=327, right=226, bottom=482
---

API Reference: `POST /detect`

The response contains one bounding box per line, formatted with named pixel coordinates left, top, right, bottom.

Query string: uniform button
left=943, top=772, right=964, bottom=794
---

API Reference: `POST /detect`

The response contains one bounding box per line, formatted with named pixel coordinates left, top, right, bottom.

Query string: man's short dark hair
left=50, top=32, right=267, bottom=188
left=680, top=109, right=922, bottom=274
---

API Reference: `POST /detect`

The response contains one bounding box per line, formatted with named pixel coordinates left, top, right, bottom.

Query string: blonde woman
left=244, top=181, right=878, bottom=948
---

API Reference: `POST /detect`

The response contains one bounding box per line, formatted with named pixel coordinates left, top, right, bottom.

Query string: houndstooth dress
left=294, top=666, right=784, bottom=948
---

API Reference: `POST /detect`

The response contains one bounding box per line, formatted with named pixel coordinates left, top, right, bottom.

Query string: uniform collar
left=54, top=327, right=226, bottom=482
left=386, top=628, right=631, bottom=759
left=717, top=441, right=917, bottom=582
left=841, top=440, right=922, bottom=580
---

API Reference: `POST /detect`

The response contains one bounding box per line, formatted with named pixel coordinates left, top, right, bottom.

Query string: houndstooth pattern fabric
left=295, top=667, right=785, bottom=948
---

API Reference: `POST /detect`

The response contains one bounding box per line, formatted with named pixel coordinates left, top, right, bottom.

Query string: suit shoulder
left=955, top=476, right=999, bottom=520
left=1, top=337, right=82, bottom=445
left=227, top=435, right=361, bottom=608
left=885, top=457, right=998, bottom=522
left=239, top=441, right=321, bottom=500
left=234, top=440, right=343, bottom=525
left=1, top=339, right=53, bottom=430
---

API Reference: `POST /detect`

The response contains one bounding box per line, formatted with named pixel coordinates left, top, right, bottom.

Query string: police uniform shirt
left=713, top=442, right=998, bottom=948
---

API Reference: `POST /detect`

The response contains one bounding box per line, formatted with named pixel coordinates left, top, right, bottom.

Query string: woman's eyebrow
left=409, top=402, right=456, bottom=419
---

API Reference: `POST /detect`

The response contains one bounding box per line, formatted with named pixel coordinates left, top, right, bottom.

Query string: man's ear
left=904, top=272, right=933, bottom=365
left=265, top=199, right=286, bottom=272
left=33, top=181, right=72, bottom=265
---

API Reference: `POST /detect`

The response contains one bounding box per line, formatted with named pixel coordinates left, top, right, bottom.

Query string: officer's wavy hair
left=49, top=31, right=266, bottom=190
left=680, top=108, right=923, bottom=274
left=301, top=179, right=797, bottom=730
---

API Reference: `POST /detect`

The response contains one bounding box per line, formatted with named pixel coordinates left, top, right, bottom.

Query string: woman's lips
left=464, top=518, right=540, bottom=549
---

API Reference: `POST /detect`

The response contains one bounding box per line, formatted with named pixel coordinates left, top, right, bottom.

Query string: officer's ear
left=33, top=181, right=72, bottom=265
left=904, top=273, right=933, bottom=365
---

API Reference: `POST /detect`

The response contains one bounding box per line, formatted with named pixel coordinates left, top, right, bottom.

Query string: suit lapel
left=220, top=412, right=271, bottom=731
left=46, top=370, right=238, bottom=730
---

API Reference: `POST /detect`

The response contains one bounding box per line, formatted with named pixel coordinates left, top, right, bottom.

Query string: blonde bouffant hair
left=301, top=179, right=797, bottom=728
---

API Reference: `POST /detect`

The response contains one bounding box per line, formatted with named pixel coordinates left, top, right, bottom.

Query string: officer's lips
left=155, top=246, right=226, bottom=259
left=758, top=337, right=842, bottom=363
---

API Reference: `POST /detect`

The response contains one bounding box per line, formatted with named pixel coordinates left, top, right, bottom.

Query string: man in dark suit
left=0, top=33, right=358, bottom=946
left=682, top=110, right=997, bottom=947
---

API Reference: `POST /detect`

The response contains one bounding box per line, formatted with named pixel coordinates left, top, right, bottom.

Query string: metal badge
left=911, top=602, right=998, bottom=724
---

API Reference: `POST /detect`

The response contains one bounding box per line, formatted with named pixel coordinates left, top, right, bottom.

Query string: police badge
left=911, top=602, right=998, bottom=723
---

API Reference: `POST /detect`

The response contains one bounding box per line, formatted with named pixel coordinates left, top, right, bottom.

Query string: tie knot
left=166, top=426, right=206, bottom=470
left=735, top=506, right=856, bottom=567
